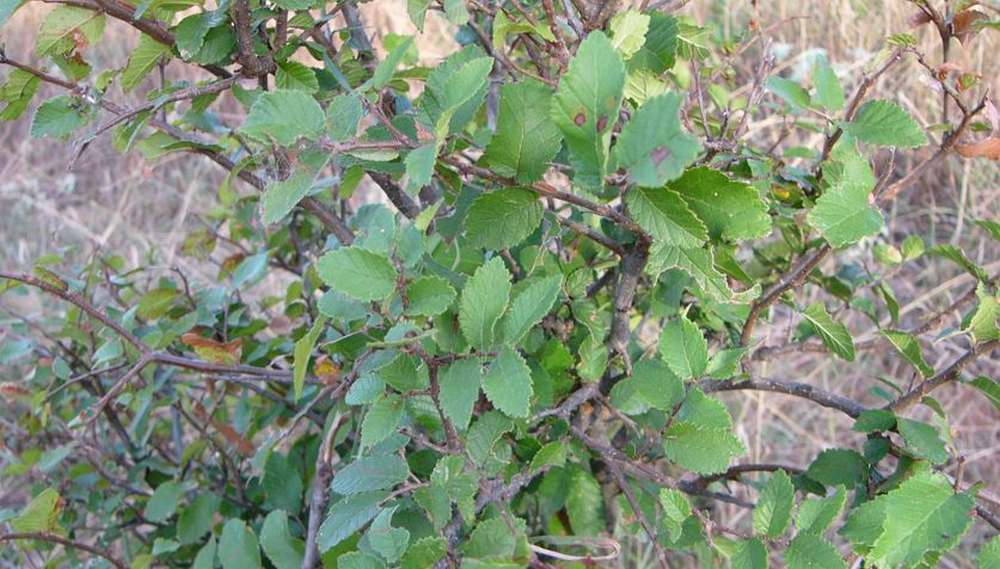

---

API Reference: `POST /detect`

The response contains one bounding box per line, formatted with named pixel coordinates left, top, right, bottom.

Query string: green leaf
left=929, top=244, right=990, bottom=283
left=529, top=441, right=567, bottom=472
left=338, top=552, right=386, bottom=569
left=420, top=48, right=492, bottom=135
left=808, top=148, right=882, bottom=248
left=407, top=0, right=431, bottom=31
left=368, top=36, right=414, bottom=91
left=30, top=95, right=89, bottom=139
left=260, top=511, right=304, bottom=569
left=241, top=89, right=324, bottom=146
left=659, top=314, right=708, bottom=380
left=566, top=467, right=605, bottom=535
left=219, top=519, right=262, bottom=569
left=785, top=534, right=846, bottom=569
left=404, top=143, right=437, bottom=194
left=193, top=536, right=217, bottom=569
left=967, top=376, right=1000, bottom=411
left=0, top=69, right=41, bottom=121
left=316, top=247, right=398, bottom=302
left=465, top=188, right=544, bottom=250
left=327, top=93, right=364, bottom=141
left=614, top=92, right=701, bottom=187
left=405, top=276, right=456, bottom=317
left=867, top=471, right=974, bottom=567
left=276, top=61, right=319, bottom=93
left=360, top=394, right=404, bottom=449
left=631, top=358, right=684, bottom=411
left=767, top=76, right=811, bottom=109
left=11, top=488, right=61, bottom=533
left=500, top=274, right=563, bottom=345
left=979, top=536, right=1000, bottom=569
left=853, top=409, right=897, bottom=433
left=481, top=80, right=563, bottom=183
left=177, top=493, right=219, bottom=544
left=881, top=330, right=933, bottom=377
left=754, top=470, right=795, bottom=538
left=806, top=449, right=866, bottom=487
left=842, top=100, right=928, bottom=148
left=732, top=538, right=768, bottom=569
left=263, top=172, right=313, bottom=225
left=797, top=486, right=847, bottom=535
left=663, top=422, right=744, bottom=474
left=659, top=488, right=692, bottom=542
left=366, top=507, right=410, bottom=563
left=626, top=187, right=708, bottom=247
left=629, top=13, right=678, bottom=74
left=648, top=244, right=747, bottom=302
left=293, top=316, right=326, bottom=400
left=609, top=10, right=650, bottom=59
left=263, top=452, right=303, bottom=512
left=122, top=35, right=171, bottom=92
left=330, top=454, right=410, bottom=495
left=896, top=418, right=949, bottom=465
left=967, top=284, right=999, bottom=343
left=316, top=491, right=386, bottom=552
left=801, top=303, right=855, bottom=361
left=458, top=256, right=512, bottom=351
left=401, top=537, right=447, bottom=569
left=812, top=58, right=845, bottom=112
left=551, top=31, right=626, bottom=190
left=144, top=481, right=184, bottom=522
left=668, top=167, right=771, bottom=241
left=439, top=357, right=482, bottom=431
left=482, top=346, right=533, bottom=418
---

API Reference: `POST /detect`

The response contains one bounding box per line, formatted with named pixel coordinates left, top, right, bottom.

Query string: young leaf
left=122, top=35, right=172, bottom=92
left=609, top=11, right=650, bottom=59
left=967, top=376, right=1000, bottom=411
left=481, top=80, right=563, bottom=183
left=812, top=58, right=845, bottom=112
left=316, top=247, right=398, bottom=302
left=565, top=467, right=606, bottom=536
left=767, top=76, right=811, bottom=109
left=880, top=330, right=933, bottom=377
left=808, top=149, right=883, bottom=248
left=550, top=31, right=626, bottom=191
left=626, top=187, right=708, bottom=247
left=458, top=256, right=512, bottom=351
left=482, top=346, right=533, bottom=418
left=241, top=89, right=325, bottom=146
left=966, top=284, right=999, bottom=343
left=368, top=36, right=414, bottom=90
left=263, top=171, right=313, bottom=225
left=896, top=418, right=949, bottom=464
left=801, top=303, right=855, bottom=361
left=420, top=52, right=493, bottom=135
left=659, top=488, right=692, bottom=542
left=668, top=167, right=771, bottom=241
left=438, top=358, right=482, bottom=432
left=404, top=143, right=437, bottom=195
left=11, top=488, right=61, bottom=533
left=464, top=188, right=544, bottom=250
left=292, top=316, right=326, bottom=400
left=614, top=92, right=701, bottom=187
left=659, top=314, right=708, bottom=380
left=842, top=100, right=928, bottom=148
left=754, top=470, right=795, bottom=538
left=797, top=486, right=847, bottom=535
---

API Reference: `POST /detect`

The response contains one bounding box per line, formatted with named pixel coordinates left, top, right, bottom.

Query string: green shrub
left=1, top=1, right=998, bottom=567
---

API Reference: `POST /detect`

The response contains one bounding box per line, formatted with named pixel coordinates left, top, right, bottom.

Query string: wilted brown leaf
left=953, top=8, right=988, bottom=44
left=181, top=333, right=243, bottom=365
left=956, top=137, right=1000, bottom=160
left=909, top=11, right=933, bottom=28
left=192, top=401, right=256, bottom=456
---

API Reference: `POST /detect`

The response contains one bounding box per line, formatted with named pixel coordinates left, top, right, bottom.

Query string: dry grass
left=1, top=1, right=997, bottom=567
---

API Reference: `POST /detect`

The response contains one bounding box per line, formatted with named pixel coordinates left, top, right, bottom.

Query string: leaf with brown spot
left=956, top=137, right=1000, bottom=160
left=314, top=355, right=341, bottom=386
left=181, top=333, right=243, bottom=365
